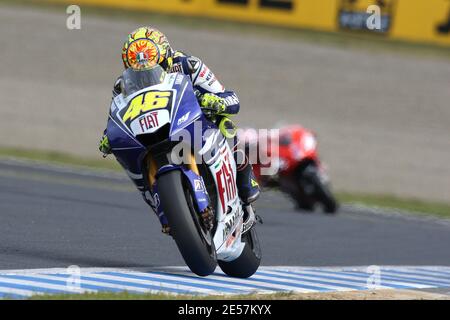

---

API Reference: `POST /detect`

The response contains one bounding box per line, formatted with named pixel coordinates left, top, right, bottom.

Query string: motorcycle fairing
left=106, top=73, right=190, bottom=188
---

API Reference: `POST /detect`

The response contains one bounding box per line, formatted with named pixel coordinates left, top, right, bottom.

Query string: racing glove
left=199, top=93, right=226, bottom=116
left=99, top=134, right=111, bottom=157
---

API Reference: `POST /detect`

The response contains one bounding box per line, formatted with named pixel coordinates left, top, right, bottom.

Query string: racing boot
left=236, top=163, right=260, bottom=205
left=233, top=131, right=260, bottom=205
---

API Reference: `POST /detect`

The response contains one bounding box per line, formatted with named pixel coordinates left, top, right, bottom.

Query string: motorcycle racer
left=99, top=27, right=260, bottom=233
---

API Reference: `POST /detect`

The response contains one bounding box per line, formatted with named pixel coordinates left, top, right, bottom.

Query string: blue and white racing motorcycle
left=106, top=66, right=261, bottom=277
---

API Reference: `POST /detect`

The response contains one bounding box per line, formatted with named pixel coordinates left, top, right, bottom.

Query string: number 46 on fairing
left=122, top=90, right=173, bottom=123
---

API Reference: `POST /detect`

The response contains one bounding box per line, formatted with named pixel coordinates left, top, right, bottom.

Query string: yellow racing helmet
left=122, top=27, right=173, bottom=71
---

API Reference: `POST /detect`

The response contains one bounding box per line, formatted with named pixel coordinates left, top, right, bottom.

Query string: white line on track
left=6, top=274, right=200, bottom=295
left=0, top=266, right=449, bottom=298
left=258, top=269, right=391, bottom=290
left=95, top=271, right=266, bottom=293
left=271, top=269, right=432, bottom=289
left=0, top=276, right=92, bottom=294
left=0, top=286, right=40, bottom=297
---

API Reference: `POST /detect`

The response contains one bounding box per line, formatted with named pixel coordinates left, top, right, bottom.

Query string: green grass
left=0, top=147, right=448, bottom=219
left=2, top=0, right=450, bottom=60
left=0, top=147, right=121, bottom=171
left=28, top=291, right=296, bottom=300
left=337, top=192, right=450, bottom=219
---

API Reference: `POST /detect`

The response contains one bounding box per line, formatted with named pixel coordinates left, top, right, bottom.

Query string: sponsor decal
left=174, top=74, right=183, bottom=85
left=194, top=179, right=205, bottom=191
left=223, top=95, right=239, bottom=106
left=110, top=103, right=118, bottom=114
left=215, top=150, right=237, bottom=213
left=225, top=220, right=242, bottom=247
left=222, top=210, right=243, bottom=243
left=138, top=111, right=159, bottom=132
left=223, top=212, right=237, bottom=240
left=112, top=94, right=126, bottom=112
left=153, top=192, right=160, bottom=208
left=171, top=63, right=183, bottom=73
left=187, top=57, right=200, bottom=71
left=199, top=66, right=208, bottom=78
left=130, top=109, right=170, bottom=135
left=177, top=111, right=191, bottom=126
left=143, top=191, right=156, bottom=209
left=205, top=71, right=213, bottom=81
left=338, top=0, right=395, bottom=33
left=207, top=78, right=217, bottom=86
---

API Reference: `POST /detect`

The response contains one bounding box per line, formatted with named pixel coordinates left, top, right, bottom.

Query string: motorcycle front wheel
left=158, top=170, right=217, bottom=276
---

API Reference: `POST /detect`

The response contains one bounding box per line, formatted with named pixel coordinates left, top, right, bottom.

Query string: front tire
left=158, top=170, right=217, bottom=276
left=218, top=227, right=261, bottom=278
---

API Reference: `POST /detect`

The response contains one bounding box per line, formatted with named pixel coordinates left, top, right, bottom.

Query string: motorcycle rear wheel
left=158, top=170, right=217, bottom=276
left=218, top=227, right=261, bottom=278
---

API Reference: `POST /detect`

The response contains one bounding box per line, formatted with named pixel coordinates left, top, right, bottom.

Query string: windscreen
left=122, top=66, right=166, bottom=97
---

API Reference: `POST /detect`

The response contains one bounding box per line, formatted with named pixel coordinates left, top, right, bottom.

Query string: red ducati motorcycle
left=246, top=125, right=338, bottom=213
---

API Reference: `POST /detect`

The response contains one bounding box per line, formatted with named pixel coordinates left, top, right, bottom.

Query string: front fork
left=145, top=153, right=213, bottom=233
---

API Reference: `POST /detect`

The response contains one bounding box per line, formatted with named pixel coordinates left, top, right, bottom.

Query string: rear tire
left=158, top=170, right=217, bottom=276
left=218, top=228, right=261, bottom=278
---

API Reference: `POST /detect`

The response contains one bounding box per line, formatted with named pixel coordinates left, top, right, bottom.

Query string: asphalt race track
left=0, top=3, right=449, bottom=299
left=1, top=159, right=449, bottom=270
left=1, top=4, right=449, bottom=202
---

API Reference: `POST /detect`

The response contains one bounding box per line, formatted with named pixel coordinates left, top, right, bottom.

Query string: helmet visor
left=122, top=66, right=166, bottom=97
